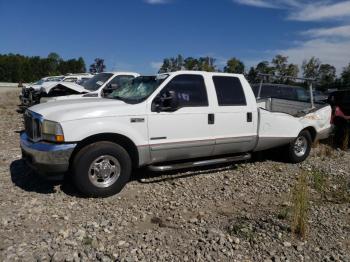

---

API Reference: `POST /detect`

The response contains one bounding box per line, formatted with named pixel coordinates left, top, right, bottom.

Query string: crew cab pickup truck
left=20, top=71, right=332, bottom=197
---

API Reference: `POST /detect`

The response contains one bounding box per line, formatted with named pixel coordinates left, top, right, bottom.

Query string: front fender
left=61, top=116, right=148, bottom=146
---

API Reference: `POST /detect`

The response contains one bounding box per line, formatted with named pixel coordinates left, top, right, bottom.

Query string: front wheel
left=72, top=141, right=132, bottom=197
left=286, top=130, right=312, bottom=163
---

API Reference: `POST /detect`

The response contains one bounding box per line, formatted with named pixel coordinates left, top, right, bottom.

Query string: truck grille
left=24, top=111, right=42, bottom=141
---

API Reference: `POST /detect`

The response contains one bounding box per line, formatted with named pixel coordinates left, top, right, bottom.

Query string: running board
left=148, top=153, right=251, bottom=172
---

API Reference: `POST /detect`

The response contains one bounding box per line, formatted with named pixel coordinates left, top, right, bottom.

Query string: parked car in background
left=20, top=71, right=332, bottom=197
left=19, top=74, right=93, bottom=111
left=40, top=72, right=139, bottom=103
left=327, top=90, right=350, bottom=149
left=252, top=83, right=312, bottom=102
left=313, top=90, right=328, bottom=102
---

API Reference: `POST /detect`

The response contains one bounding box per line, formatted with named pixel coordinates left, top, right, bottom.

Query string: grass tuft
left=291, top=172, right=309, bottom=240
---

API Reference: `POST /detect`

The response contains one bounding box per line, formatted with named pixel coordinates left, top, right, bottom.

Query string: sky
left=0, top=0, right=350, bottom=74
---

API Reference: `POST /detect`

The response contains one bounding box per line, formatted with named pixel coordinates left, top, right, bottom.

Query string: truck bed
left=257, top=97, right=327, bottom=117
left=254, top=97, right=332, bottom=151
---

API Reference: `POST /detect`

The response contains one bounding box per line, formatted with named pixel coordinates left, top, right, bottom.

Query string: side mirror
left=153, top=90, right=179, bottom=112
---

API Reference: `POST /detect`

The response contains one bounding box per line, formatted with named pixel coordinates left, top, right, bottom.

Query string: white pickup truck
left=20, top=71, right=332, bottom=197
left=40, top=72, right=139, bottom=103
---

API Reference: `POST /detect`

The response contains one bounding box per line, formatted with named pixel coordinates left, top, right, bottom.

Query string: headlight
left=42, top=120, right=65, bottom=142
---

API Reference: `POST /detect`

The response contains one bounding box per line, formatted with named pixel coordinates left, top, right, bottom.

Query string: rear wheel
left=72, top=141, right=132, bottom=197
left=286, top=130, right=312, bottom=163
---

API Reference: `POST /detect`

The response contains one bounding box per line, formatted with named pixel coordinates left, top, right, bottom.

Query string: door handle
left=208, top=113, right=215, bottom=125
left=247, top=112, right=252, bottom=122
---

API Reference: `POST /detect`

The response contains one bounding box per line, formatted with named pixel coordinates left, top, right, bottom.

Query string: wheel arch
left=69, top=133, right=139, bottom=169
left=301, top=126, right=317, bottom=142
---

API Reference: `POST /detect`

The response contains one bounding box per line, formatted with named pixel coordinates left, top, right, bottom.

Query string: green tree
left=247, top=66, right=258, bottom=83
left=0, top=53, right=86, bottom=82
left=302, top=57, right=321, bottom=80
left=183, top=57, right=199, bottom=70
left=198, top=57, right=216, bottom=72
left=47, top=52, right=61, bottom=75
left=159, top=55, right=217, bottom=72
left=272, top=54, right=289, bottom=77
left=341, top=63, right=350, bottom=88
left=89, top=58, right=105, bottom=73
left=224, top=57, right=245, bottom=74
left=256, top=61, right=275, bottom=75
left=318, top=64, right=336, bottom=90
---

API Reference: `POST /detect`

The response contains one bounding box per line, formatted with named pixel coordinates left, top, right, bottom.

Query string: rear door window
left=212, top=76, right=246, bottom=106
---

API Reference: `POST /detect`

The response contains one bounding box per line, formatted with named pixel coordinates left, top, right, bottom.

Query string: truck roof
left=104, top=71, right=140, bottom=75
left=158, top=70, right=244, bottom=78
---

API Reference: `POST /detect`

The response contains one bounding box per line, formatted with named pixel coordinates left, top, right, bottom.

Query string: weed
left=327, top=176, right=350, bottom=204
left=310, top=170, right=328, bottom=198
left=227, top=217, right=255, bottom=241
left=291, top=172, right=309, bottom=240
left=341, top=128, right=349, bottom=151
left=277, top=207, right=291, bottom=220
left=82, top=236, right=93, bottom=246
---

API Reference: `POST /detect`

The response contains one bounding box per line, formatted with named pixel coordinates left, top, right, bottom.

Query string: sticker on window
left=96, top=81, right=104, bottom=86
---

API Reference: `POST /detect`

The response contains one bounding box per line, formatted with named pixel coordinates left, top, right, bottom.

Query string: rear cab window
left=212, top=76, right=246, bottom=106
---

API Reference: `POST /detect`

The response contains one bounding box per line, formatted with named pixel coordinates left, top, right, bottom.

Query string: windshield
left=108, top=75, right=169, bottom=104
left=82, top=73, right=113, bottom=91
left=46, top=76, right=64, bottom=82
left=63, top=77, right=77, bottom=82
left=34, top=79, right=45, bottom=85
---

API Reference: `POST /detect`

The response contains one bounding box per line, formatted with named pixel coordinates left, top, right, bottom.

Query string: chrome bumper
left=20, top=132, right=76, bottom=174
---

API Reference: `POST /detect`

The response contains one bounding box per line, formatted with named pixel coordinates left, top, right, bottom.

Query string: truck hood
left=42, top=82, right=89, bottom=93
left=25, top=81, right=61, bottom=91
left=43, top=93, right=96, bottom=103
left=29, top=98, right=142, bottom=122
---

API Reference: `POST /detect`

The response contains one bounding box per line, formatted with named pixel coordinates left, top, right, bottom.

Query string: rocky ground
left=0, top=89, right=349, bottom=261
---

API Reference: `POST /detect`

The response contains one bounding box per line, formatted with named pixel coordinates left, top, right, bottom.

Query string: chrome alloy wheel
left=88, top=155, right=121, bottom=188
left=293, top=136, right=308, bottom=157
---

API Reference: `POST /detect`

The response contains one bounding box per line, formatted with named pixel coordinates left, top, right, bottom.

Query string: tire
left=286, top=130, right=312, bottom=163
left=72, top=141, right=132, bottom=197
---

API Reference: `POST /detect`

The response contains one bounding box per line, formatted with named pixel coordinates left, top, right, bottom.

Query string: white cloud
left=289, top=1, right=350, bottom=21
left=232, top=0, right=281, bottom=8
left=232, top=0, right=350, bottom=73
left=278, top=38, right=350, bottom=73
left=302, top=25, right=350, bottom=38
left=232, top=0, right=302, bottom=9
left=144, top=0, right=171, bottom=4
left=233, top=0, right=350, bottom=21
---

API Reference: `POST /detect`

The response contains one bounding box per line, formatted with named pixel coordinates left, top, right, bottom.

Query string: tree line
left=0, top=53, right=86, bottom=83
left=158, top=54, right=350, bottom=90
left=1, top=52, right=349, bottom=90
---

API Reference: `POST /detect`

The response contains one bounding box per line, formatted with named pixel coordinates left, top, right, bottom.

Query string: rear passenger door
left=211, top=76, right=257, bottom=155
left=147, top=74, right=215, bottom=163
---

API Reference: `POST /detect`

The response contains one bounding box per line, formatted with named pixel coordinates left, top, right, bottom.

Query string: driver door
left=147, top=74, right=215, bottom=163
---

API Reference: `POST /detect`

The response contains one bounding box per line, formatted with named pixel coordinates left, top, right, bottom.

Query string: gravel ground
left=0, top=90, right=349, bottom=261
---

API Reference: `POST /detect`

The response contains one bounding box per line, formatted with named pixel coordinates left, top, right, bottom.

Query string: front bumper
left=20, top=132, right=76, bottom=174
